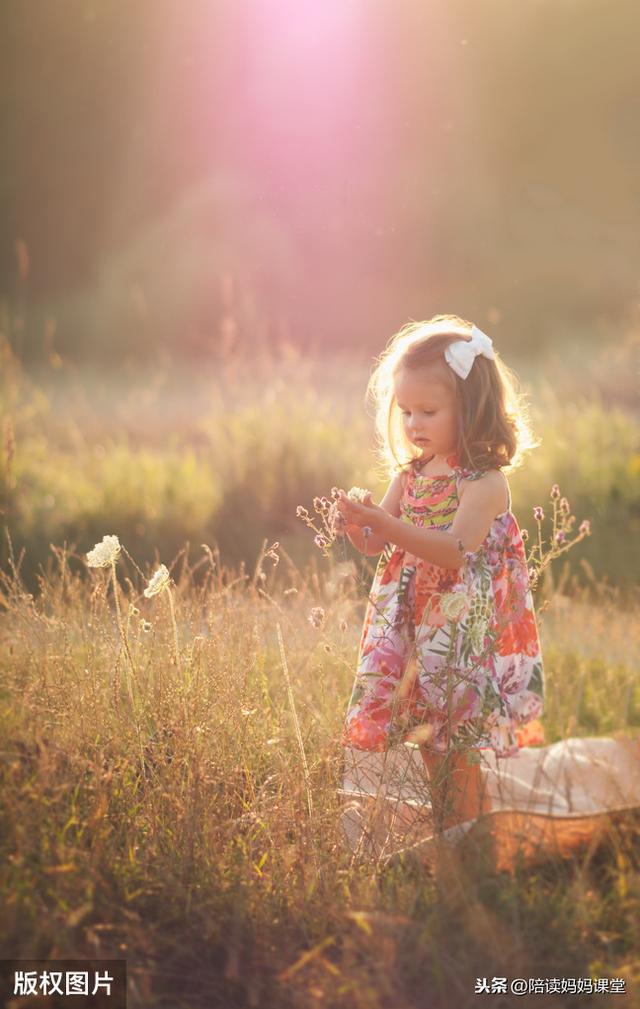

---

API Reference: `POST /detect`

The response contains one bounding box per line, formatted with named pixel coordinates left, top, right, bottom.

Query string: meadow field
left=5, top=1, right=640, bottom=1004
left=1, top=329, right=640, bottom=1008
left=1, top=324, right=639, bottom=595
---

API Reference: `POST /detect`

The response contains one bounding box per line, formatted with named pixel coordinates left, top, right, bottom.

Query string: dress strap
left=452, top=465, right=487, bottom=483
left=447, top=452, right=486, bottom=483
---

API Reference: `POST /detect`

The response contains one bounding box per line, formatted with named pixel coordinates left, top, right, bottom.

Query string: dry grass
left=1, top=320, right=639, bottom=1005
left=1, top=535, right=639, bottom=1008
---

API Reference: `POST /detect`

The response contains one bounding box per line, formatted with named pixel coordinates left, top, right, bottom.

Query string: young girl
left=336, top=314, right=545, bottom=837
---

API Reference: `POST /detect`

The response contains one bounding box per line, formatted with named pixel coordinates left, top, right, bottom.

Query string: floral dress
left=342, top=453, right=545, bottom=759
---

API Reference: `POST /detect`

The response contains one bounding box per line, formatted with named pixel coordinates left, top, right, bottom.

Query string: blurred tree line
left=2, top=0, right=640, bottom=364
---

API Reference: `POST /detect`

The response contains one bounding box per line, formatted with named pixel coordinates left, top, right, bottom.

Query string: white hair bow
left=444, top=324, right=495, bottom=380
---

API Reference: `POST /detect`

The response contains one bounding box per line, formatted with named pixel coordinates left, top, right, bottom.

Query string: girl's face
left=394, top=364, right=458, bottom=459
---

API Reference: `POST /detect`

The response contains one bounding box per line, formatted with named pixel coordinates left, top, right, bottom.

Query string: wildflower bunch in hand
left=525, top=482, right=592, bottom=589
left=331, top=488, right=373, bottom=535
left=296, top=484, right=386, bottom=557
left=335, top=487, right=388, bottom=539
left=296, top=487, right=348, bottom=558
left=346, top=486, right=370, bottom=503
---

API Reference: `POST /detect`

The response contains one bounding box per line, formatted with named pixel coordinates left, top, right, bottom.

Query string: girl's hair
left=367, top=314, right=539, bottom=476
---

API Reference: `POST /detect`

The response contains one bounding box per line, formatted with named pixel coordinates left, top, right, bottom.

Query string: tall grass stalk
left=277, top=622, right=315, bottom=827
left=165, top=582, right=181, bottom=671
left=110, top=557, right=136, bottom=707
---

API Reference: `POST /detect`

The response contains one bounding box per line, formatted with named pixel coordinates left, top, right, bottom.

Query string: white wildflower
left=347, top=486, right=370, bottom=502
left=144, top=563, right=171, bottom=598
left=86, top=534, right=121, bottom=568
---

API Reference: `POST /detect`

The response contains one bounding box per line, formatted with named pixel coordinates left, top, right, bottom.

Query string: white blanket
left=340, top=736, right=640, bottom=870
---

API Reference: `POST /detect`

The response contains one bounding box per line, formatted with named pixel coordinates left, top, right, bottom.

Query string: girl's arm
left=339, top=470, right=509, bottom=569
left=341, top=473, right=405, bottom=556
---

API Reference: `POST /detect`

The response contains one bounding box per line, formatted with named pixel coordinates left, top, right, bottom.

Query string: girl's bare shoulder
left=458, top=467, right=511, bottom=515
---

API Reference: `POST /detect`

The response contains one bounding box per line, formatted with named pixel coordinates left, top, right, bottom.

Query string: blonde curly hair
left=367, top=314, right=540, bottom=477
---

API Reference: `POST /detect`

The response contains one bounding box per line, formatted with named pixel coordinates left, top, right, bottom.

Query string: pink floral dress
left=342, top=453, right=545, bottom=758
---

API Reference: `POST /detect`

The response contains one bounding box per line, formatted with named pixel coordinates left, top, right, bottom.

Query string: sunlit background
left=3, top=6, right=640, bottom=995
left=1, top=0, right=639, bottom=589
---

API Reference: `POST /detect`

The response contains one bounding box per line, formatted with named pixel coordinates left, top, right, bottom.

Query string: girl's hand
left=336, top=489, right=389, bottom=537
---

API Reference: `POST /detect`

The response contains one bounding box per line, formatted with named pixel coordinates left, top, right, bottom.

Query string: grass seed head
left=265, top=541, right=280, bottom=566
left=308, top=606, right=325, bottom=629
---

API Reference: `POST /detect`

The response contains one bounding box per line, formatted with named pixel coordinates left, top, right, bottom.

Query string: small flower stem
left=166, top=585, right=188, bottom=726
left=361, top=526, right=372, bottom=581
left=110, top=560, right=135, bottom=706
left=538, top=531, right=589, bottom=573
left=251, top=538, right=268, bottom=590
left=536, top=521, right=544, bottom=568
left=110, top=562, right=146, bottom=775
left=166, top=586, right=181, bottom=670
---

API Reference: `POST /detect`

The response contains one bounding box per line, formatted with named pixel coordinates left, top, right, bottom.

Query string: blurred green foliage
left=1, top=334, right=638, bottom=596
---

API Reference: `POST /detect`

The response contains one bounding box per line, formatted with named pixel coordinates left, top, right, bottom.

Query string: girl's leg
left=419, top=746, right=491, bottom=832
